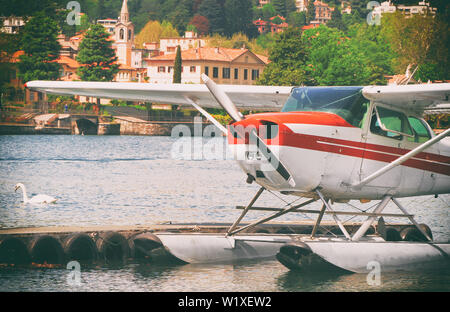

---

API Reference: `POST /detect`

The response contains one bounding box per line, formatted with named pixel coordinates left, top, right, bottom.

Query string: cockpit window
left=282, top=87, right=369, bottom=127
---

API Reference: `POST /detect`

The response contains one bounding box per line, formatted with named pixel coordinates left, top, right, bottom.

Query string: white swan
left=14, top=183, right=57, bottom=204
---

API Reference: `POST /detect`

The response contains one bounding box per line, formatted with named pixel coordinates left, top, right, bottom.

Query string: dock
left=0, top=221, right=422, bottom=267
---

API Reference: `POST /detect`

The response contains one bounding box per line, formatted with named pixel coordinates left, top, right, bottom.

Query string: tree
left=288, top=11, right=307, bottom=28
left=198, top=0, right=226, bottom=34
left=0, top=19, right=20, bottom=105
left=262, top=4, right=276, bottom=20
left=135, top=20, right=163, bottom=48
left=257, top=28, right=308, bottom=86
left=271, top=0, right=286, bottom=17
left=327, top=7, right=346, bottom=31
left=173, top=45, right=182, bottom=83
left=160, top=20, right=180, bottom=38
left=189, top=15, right=210, bottom=36
left=17, top=12, right=61, bottom=82
left=381, top=12, right=443, bottom=75
left=168, top=0, right=193, bottom=34
left=76, top=23, right=119, bottom=82
left=301, top=25, right=391, bottom=86
left=285, top=0, right=298, bottom=15
left=224, top=0, right=254, bottom=37
left=306, top=0, right=316, bottom=24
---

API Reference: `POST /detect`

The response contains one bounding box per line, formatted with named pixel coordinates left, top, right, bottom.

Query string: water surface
left=0, top=135, right=448, bottom=292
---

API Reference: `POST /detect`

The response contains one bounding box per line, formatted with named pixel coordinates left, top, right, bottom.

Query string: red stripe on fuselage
left=227, top=111, right=450, bottom=176
left=281, top=132, right=450, bottom=176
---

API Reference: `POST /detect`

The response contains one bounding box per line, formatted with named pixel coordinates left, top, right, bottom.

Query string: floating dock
left=0, top=221, right=428, bottom=267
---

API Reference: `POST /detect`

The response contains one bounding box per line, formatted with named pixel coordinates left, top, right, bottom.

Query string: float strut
left=392, top=198, right=432, bottom=241
left=316, top=190, right=352, bottom=240
left=352, top=195, right=391, bottom=241
left=310, top=202, right=327, bottom=239
left=226, top=187, right=265, bottom=236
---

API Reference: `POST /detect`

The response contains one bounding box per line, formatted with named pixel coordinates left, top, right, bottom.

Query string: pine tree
left=76, top=24, right=119, bottom=82
left=17, top=12, right=61, bottom=82
left=271, top=0, right=286, bottom=17
left=173, top=45, right=182, bottom=83
left=198, top=0, right=226, bottom=34
left=224, top=0, right=253, bottom=36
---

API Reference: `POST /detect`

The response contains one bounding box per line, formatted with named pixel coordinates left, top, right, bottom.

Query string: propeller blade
left=201, top=74, right=243, bottom=122
left=201, top=74, right=295, bottom=187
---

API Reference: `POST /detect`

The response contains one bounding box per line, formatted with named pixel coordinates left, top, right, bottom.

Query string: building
left=145, top=47, right=269, bottom=85
left=97, top=19, right=118, bottom=35
left=115, top=0, right=134, bottom=67
left=253, top=16, right=289, bottom=35
left=159, top=32, right=206, bottom=55
left=397, top=1, right=436, bottom=17
left=0, top=16, right=25, bottom=34
left=371, top=1, right=436, bottom=19
left=258, top=0, right=270, bottom=7
left=312, top=1, right=334, bottom=24
left=341, top=1, right=352, bottom=14
left=296, top=0, right=308, bottom=12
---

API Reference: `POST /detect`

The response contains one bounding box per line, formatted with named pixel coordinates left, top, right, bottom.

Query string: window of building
left=128, top=29, right=132, bottom=40
left=205, top=66, right=209, bottom=76
left=222, top=67, right=230, bottom=79
left=168, top=66, right=173, bottom=73
left=213, top=67, right=219, bottom=78
left=244, top=69, right=248, bottom=80
left=158, top=66, right=166, bottom=73
left=234, top=68, right=238, bottom=79
left=120, top=28, right=124, bottom=40
left=190, top=66, right=196, bottom=73
left=251, top=69, right=259, bottom=80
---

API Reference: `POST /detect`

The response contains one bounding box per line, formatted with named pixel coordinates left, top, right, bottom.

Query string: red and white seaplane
left=26, top=76, right=450, bottom=273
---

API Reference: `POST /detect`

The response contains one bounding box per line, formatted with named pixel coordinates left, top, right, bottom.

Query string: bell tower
left=115, top=0, right=134, bottom=66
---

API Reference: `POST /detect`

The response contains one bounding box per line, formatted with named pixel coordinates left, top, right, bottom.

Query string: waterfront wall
left=0, top=124, right=71, bottom=135
left=0, top=117, right=221, bottom=136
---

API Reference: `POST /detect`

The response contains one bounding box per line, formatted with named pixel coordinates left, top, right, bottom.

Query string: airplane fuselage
left=228, top=87, right=450, bottom=200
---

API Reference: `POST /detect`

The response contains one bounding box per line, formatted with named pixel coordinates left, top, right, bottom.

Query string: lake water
left=0, top=135, right=448, bottom=292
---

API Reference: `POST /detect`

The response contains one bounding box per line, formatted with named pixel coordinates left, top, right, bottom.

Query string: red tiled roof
left=57, top=55, right=80, bottom=68
left=146, top=47, right=248, bottom=62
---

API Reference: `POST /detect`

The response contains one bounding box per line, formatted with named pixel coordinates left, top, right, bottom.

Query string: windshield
left=282, top=87, right=369, bottom=128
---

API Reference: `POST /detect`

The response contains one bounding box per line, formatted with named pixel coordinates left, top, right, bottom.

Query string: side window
left=370, top=106, right=413, bottom=140
left=407, top=117, right=431, bottom=143
left=370, top=112, right=402, bottom=140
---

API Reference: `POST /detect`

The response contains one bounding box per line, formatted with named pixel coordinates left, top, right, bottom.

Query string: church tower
left=115, top=0, right=134, bottom=66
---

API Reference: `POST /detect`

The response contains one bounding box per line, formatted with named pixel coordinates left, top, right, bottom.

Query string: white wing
left=25, top=81, right=292, bottom=111
left=362, top=83, right=450, bottom=114
left=28, top=194, right=57, bottom=204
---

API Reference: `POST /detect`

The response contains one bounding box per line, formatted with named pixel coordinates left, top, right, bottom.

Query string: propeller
left=200, top=74, right=296, bottom=187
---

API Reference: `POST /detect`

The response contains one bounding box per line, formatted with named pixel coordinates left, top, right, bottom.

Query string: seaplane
left=25, top=76, right=450, bottom=273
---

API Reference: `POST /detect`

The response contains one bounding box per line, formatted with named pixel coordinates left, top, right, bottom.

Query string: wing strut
left=352, top=128, right=450, bottom=189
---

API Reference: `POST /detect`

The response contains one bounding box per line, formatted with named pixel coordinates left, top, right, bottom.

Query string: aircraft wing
left=362, top=83, right=450, bottom=114
left=25, top=81, right=292, bottom=111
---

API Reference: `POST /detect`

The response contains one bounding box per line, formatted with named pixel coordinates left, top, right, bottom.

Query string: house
left=145, top=47, right=269, bottom=85
left=0, top=16, right=25, bottom=34
left=159, top=31, right=206, bottom=55
left=253, top=16, right=289, bottom=35
left=312, top=1, right=334, bottom=24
